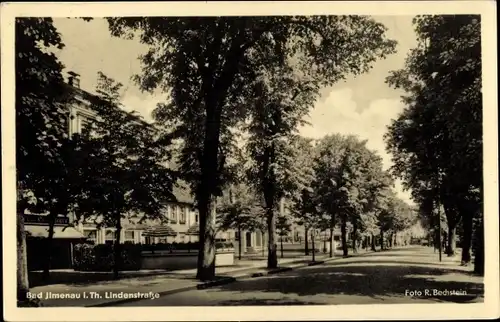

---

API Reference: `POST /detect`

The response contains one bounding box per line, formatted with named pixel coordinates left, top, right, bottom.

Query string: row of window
left=83, top=229, right=196, bottom=245
left=165, top=204, right=193, bottom=224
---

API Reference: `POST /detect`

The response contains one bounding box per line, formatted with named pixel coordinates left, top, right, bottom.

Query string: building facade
left=23, top=73, right=269, bottom=270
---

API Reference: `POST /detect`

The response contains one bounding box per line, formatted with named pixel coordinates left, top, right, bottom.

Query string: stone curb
left=196, top=277, right=237, bottom=290
left=250, top=266, right=293, bottom=278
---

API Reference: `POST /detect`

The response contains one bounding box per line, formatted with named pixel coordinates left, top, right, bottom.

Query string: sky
left=51, top=16, right=417, bottom=204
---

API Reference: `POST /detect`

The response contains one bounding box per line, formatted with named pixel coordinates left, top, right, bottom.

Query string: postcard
left=1, top=1, right=498, bottom=321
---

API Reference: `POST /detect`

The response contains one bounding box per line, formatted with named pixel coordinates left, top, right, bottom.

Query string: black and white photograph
left=1, top=1, right=498, bottom=321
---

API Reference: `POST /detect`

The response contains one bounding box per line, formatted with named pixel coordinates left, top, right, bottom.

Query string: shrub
left=72, top=243, right=142, bottom=271
left=215, top=241, right=235, bottom=251
left=72, top=243, right=96, bottom=271
left=18, top=298, right=42, bottom=307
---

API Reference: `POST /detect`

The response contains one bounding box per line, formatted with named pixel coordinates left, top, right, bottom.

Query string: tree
left=385, top=15, right=482, bottom=269
left=15, top=17, right=68, bottom=305
left=28, top=136, right=81, bottom=283
left=244, top=65, right=319, bottom=268
left=72, top=72, right=176, bottom=279
left=217, top=183, right=263, bottom=260
left=288, top=137, right=316, bottom=256
left=313, top=134, right=390, bottom=257
left=107, top=16, right=396, bottom=279
left=276, top=209, right=292, bottom=258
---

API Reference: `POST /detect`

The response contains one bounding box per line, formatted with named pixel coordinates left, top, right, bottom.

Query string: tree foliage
left=217, top=183, right=263, bottom=232
left=15, top=17, right=69, bottom=304
left=385, top=15, right=482, bottom=266
left=71, top=72, right=176, bottom=277
left=106, top=16, right=396, bottom=279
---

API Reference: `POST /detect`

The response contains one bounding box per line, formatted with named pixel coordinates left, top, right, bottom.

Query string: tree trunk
left=329, top=227, right=334, bottom=258
left=380, top=230, right=384, bottom=250
left=196, top=198, right=217, bottom=280
left=446, top=225, right=457, bottom=257
left=389, top=232, right=394, bottom=248
left=340, top=217, right=348, bottom=257
left=280, top=237, right=284, bottom=258
left=442, top=197, right=460, bottom=256
left=237, top=226, right=242, bottom=260
left=311, top=230, right=316, bottom=262
left=461, top=212, right=473, bottom=266
left=473, top=213, right=484, bottom=276
left=196, top=82, right=227, bottom=280
left=17, top=211, right=29, bottom=304
left=267, top=207, right=278, bottom=269
left=304, top=227, right=309, bottom=255
left=371, top=233, right=376, bottom=251
left=43, top=211, right=57, bottom=282
left=261, top=230, right=266, bottom=257
left=113, top=219, right=122, bottom=280
left=352, top=223, right=358, bottom=253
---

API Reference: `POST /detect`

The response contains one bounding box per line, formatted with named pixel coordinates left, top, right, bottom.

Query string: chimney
left=67, top=71, right=80, bottom=88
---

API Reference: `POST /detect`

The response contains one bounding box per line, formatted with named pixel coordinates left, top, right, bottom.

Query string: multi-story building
left=23, top=72, right=269, bottom=270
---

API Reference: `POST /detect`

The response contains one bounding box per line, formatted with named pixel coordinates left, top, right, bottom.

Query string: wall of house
left=77, top=203, right=199, bottom=245
left=61, top=80, right=257, bottom=248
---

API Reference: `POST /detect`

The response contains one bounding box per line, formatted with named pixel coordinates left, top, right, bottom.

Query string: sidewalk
left=30, top=248, right=379, bottom=307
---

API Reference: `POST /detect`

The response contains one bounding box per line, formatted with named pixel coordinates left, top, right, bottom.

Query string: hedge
left=73, top=241, right=235, bottom=271
left=73, top=243, right=142, bottom=271
left=143, top=241, right=235, bottom=252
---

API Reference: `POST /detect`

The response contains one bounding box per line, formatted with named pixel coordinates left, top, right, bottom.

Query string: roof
left=142, top=225, right=177, bottom=237
left=63, top=83, right=153, bottom=129
left=25, top=225, right=86, bottom=239
left=186, top=223, right=199, bottom=235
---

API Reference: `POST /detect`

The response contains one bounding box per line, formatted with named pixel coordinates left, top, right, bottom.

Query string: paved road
left=117, top=246, right=484, bottom=306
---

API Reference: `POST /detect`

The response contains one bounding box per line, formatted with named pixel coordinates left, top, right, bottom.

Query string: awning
left=142, top=225, right=177, bottom=237
left=25, top=225, right=86, bottom=239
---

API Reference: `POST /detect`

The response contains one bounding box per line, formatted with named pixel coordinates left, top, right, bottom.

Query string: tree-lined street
left=116, top=246, right=483, bottom=306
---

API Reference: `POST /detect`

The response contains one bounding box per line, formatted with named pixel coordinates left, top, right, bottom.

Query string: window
left=170, top=205, right=177, bottom=224
left=105, top=230, right=116, bottom=245
left=79, top=116, right=93, bottom=136
left=166, top=205, right=172, bottom=222
left=84, top=230, right=97, bottom=244
left=179, top=206, right=186, bottom=224
left=124, top=230, right=135, bottom=243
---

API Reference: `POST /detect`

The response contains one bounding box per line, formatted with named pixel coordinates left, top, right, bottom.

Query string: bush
left=18, top=298, right=42, bottom=307
left=215, top=241, right=235, bottom=251
left=73, top=243, right=96, bottom=271
left=73, top=243, right=142, bottom=271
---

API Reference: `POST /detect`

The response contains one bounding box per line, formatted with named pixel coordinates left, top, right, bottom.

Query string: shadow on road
left=217, top=298, right=318, bottom=306
left=206, top=260, right=484, bottom=305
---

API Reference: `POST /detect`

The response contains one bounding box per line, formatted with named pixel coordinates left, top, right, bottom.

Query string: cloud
left=299, top=87, right=413, bottom=204
left=120, top=93, right=169, bottom=123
